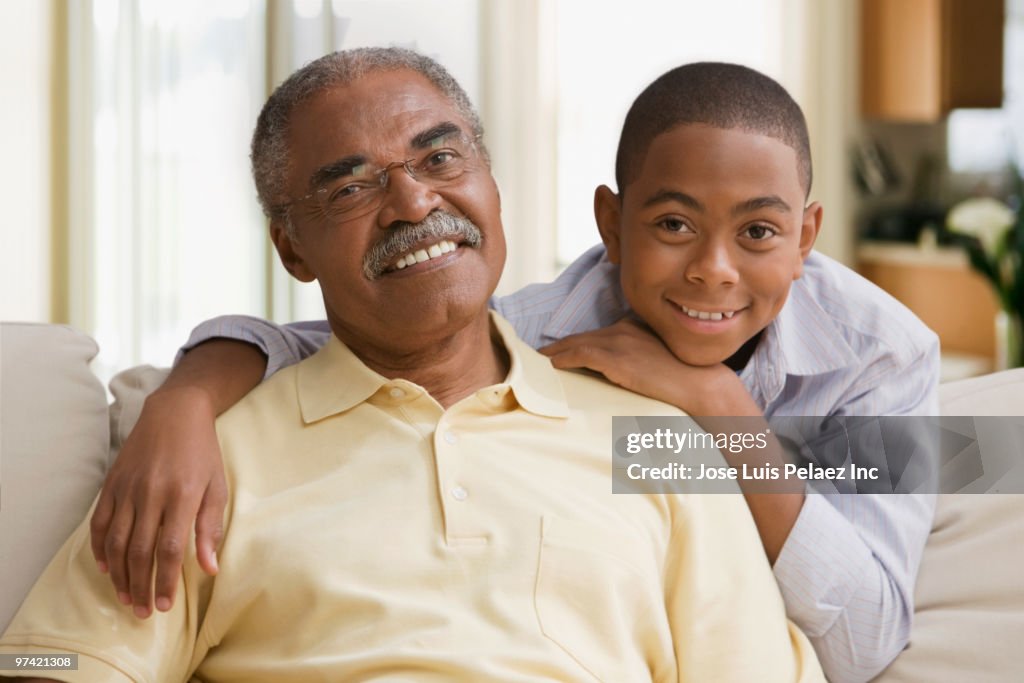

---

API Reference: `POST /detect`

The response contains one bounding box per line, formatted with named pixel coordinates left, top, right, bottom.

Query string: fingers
left=546, top=343, right=615, bottom=374
left=540, top=333, right=607, bottom=358
left=89, top=487, right=116, bottom=573
left=539, top=318, right=647, bottom=357
left=152, top=498, right=195, bottom=613
left=103, top=500, right=136, bottom=609
left=125, top=506, right=161, bottom=618
left=194, top=476, right=228, bottom=578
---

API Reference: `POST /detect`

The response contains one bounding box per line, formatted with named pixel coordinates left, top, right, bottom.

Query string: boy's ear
left=270, top=220, right=316, bottom=283
left=594, top=184, right=623, bottom=264
left=798, top=201, right=823, bottom=260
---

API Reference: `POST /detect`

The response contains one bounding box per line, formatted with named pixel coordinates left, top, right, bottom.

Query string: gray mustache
left=363, top=211, right=483, bottom=280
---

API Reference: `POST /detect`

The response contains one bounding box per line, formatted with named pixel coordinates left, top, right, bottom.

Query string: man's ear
left=270, top=220, right=316, bottom=283
left=594, top=184, right=623, bottom=264
left=794, top=201, right=823, bottom=278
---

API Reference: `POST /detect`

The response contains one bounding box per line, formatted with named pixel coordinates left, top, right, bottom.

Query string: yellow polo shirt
left=0, top=314, right=823, bottom=682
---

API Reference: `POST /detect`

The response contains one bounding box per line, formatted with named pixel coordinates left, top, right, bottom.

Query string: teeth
left=681, top=305, right=738, bottom=320
left=391, top=240, right=459, bottom=271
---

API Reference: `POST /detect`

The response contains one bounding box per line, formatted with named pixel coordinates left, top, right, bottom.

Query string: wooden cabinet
left=857, top=243, right=998, bottom=360
left=861, top=0, right=1004, bottom=121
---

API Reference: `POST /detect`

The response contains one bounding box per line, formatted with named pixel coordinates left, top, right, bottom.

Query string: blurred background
left=1, top=0, right=1021, bottom=383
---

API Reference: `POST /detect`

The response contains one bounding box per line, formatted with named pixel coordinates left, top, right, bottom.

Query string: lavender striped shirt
left=182, top=244, right=940, bottom=683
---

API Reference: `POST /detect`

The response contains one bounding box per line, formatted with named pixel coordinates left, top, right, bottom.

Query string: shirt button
left=389, top=387, right=405, bottom=399
left=450, top=486, right=469, bottom=501
left=443, top=430, right=458, bottom=444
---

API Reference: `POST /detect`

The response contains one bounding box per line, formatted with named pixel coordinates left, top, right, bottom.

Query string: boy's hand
left=539, top=318, right=755, bottom=416
left=90, top=386, right=226, bottom=619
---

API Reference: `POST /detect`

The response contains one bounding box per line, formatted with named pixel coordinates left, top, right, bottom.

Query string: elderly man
left=0, top=48, right=821, bottom=682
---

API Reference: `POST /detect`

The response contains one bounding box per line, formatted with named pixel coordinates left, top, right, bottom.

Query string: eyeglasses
left=281, top=134, right=481, bottom=224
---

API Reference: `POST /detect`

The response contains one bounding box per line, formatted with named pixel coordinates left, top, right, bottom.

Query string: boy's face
left=596, top=124, right=821, bottom=367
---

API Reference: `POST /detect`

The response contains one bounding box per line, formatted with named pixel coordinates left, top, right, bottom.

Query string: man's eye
left=329, top=182, right=371, bottom=202
left=426, top=150, right=457, bottom=167
left=743, top=224, right=777, bottom=240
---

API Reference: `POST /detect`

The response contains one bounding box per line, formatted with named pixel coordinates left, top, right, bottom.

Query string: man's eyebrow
left=643, top=189, right=705, bottom=212
left=732, top=195, right=792, bottom=216
left=411, top=121, right=463, bottom=149
left=303, top=122, right=464, bottom=192
left=308, top=155, right=367, bottom=191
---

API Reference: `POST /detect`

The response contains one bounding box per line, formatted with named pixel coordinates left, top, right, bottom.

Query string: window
left=72, top=0, right=269, bottom=380
left=552, top=0, right=797, bottom=265
left=947, top=0, right=1023, bottom=177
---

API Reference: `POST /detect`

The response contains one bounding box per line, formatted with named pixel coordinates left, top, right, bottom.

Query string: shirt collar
left=494, top=314, right=570, bottom=418
left=297, top=312, right=569, bottom=424
left=774, top=277, right=859, bottom=375
left=745, top=276, right=860, bottom=403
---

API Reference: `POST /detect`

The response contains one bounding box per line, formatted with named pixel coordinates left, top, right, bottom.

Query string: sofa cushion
left=938, top=368, right=1024, bottom=415
left=875, top=369, right=1024, bottom=681
left=0, top=323, right=110, bottom=632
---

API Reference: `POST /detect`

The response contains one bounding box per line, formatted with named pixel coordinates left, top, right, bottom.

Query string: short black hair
left=615, top=62, right=812, bottom=196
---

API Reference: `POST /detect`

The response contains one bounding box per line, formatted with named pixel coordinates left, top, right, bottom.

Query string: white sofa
left=1, top=322, right=1022, bottom=681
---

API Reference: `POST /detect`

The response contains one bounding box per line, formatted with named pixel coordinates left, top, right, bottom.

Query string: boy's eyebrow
left=733, top=195, right=792, bottom=215
left=643, top=190, right=705, bottom=212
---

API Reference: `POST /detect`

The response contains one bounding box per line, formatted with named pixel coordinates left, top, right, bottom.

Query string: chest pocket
left=534, top=516, right=673, bottom=683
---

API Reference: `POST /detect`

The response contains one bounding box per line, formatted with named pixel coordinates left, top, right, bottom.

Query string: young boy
left=92, top=63, right=938, bottom=682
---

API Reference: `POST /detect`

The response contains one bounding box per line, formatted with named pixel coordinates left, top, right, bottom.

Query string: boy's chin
left=668, top=347, right=734, bottom=368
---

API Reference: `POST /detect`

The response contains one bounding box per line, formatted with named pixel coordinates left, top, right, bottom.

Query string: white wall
left=0, top=0, right=52, bottom=321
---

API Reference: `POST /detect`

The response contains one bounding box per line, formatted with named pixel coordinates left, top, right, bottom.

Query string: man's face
left=597, top=124, right=821, bottom=367
left=273, top=69, right=505, bottom=356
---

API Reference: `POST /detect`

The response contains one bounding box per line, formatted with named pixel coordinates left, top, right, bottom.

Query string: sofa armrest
left=0, top=323, right=111, bottom=632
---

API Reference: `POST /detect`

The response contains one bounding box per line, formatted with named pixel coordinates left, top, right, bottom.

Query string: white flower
left=947, top=198, right=1015, bottom=253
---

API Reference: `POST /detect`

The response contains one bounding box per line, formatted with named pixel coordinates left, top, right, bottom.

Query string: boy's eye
left=742, top=224, right=777, bottom=240
left=657, top=218, right=692, bottom=233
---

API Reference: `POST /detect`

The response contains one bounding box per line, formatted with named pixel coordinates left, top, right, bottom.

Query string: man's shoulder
left=555, top=365, right=687, bottom=418
left=797, top=251, right=938, bottom=364
left=216, top=361, right=303, bottom=435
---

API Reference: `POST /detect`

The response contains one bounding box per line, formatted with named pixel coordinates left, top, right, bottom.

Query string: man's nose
left=684, top=238, right=739, bottom=286
left=375, top=165, right=444, bottom=228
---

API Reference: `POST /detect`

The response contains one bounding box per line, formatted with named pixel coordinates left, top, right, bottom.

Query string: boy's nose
left=375, top=166, right=445, bottom=228
left=684, top=239, right=739, bottom=286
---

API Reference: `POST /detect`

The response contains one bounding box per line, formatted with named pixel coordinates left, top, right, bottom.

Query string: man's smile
left=388, top=238, right=460, bottom=271
left=382, top=239, right=468, bottom=278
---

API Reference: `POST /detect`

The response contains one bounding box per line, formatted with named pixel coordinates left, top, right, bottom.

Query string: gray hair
left=251, top=47, right=486, bottom=224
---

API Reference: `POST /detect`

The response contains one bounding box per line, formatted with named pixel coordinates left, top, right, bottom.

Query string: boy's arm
left=546, top=321, right=940, bottom=682
left=770, top=339, right=940, bottom=682
left=90, top=315, right=331, bottom=618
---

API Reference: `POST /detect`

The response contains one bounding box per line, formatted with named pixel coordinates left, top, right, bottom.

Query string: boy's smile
left=597, top=123, right=821, bottom=367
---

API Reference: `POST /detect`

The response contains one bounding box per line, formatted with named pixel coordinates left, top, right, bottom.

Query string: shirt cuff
left=772, top=494, right=874, bottom=638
